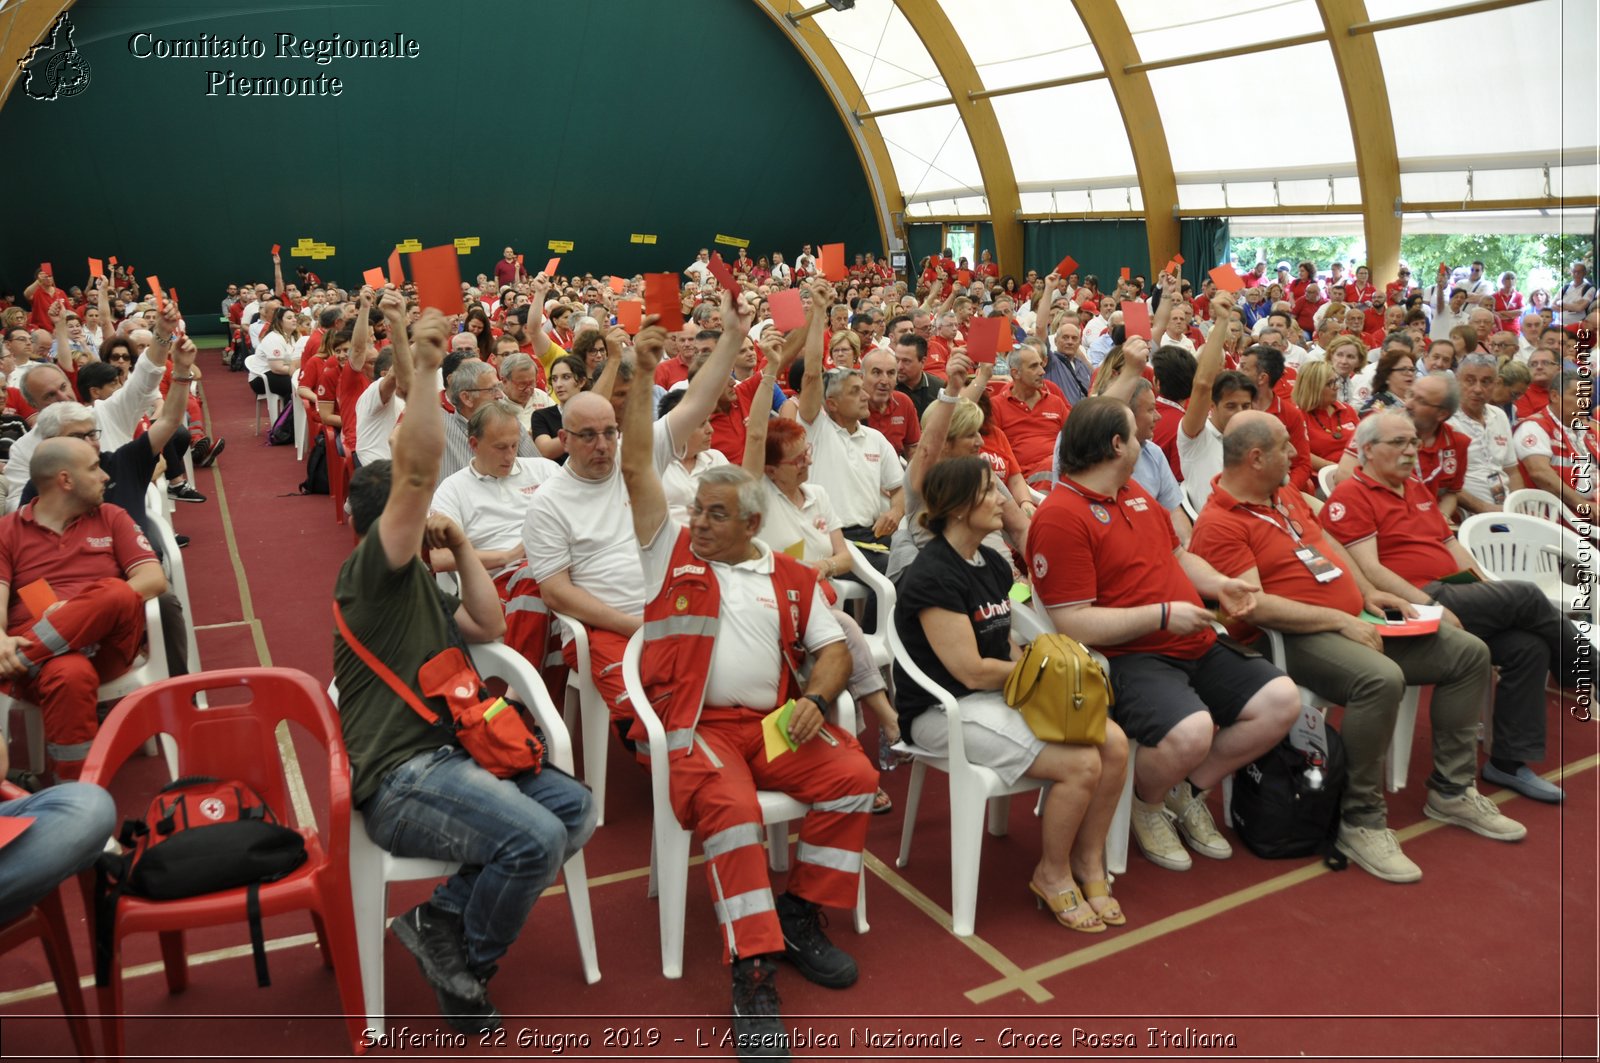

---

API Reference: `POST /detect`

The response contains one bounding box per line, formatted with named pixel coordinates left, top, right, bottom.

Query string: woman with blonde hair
left=1294, top=359, right=1358, bottom=470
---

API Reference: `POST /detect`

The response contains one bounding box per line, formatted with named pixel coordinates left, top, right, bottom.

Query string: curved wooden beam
left=1317, top=0, right=1402, bottom=281
left=1070, top=1, right=1180, bottom=277
left=0, top=0, right=76, bottom=112
left=891, top=0, right=1022, bottom=277
left=752, top=0, right=904, bottom=258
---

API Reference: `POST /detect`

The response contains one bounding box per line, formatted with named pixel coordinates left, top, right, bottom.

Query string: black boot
left=775, top=892, right=858, bottom=988
left=731, top=955, right=788, bottom=1060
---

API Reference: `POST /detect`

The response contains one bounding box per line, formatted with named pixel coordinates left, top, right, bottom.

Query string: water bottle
left=1303, top=751, right=1325, bottom=791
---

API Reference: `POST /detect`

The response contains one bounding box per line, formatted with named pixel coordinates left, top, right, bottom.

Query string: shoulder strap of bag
left=332, top=600, right=444, bottom=726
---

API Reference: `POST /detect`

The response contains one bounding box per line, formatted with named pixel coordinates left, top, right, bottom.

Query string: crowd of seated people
left=0, top=239, right=1592, bottom=1061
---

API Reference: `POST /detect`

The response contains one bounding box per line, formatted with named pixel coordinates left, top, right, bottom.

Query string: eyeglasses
left=65, top=429, right=102, bottom=442
left=687, top=502, right=739, bottom=523
left=1392, top=365, right=1416, bottom=374
left=566, top=426, right=619, bottom=444
left=461, top=383, right=503, bottom=395
left=1377, top=436, right=1422, bottom=450
left=776, top=445, right=813, bottom=467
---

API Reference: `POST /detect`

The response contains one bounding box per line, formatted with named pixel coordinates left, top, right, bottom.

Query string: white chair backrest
left=1506, top=488, right=1586, bottom=529
left=1458, top=511, right=1582, bottom=577
left=1317, top=464, right=1340, bottom=499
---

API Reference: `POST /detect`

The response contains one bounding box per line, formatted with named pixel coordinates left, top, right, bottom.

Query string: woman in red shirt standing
left=1289, top=261, right=1316, bottom=300
left=1291, top=282, right=1325, bottom=341
left=1493, top=271, right=1524, bottom=335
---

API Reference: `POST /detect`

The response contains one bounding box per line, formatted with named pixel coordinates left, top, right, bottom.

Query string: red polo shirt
left=1321, top=468, right=1458, bottom=588
left=1305, top=401, right=1358, bottom=464
left=866, top=391, right=921, bottom=457
left=0, top=502, right=158, bottom=632
left=1514, top=381, right=1552, bottom=420
left=991, top=383, right=1070, bottom=478
left=653, top=356, right=691, bottom=390
left=28, top=287, right=68, bottom=332
left=1414, top=421, right=1466, bottom=494
left=1027, top=477, right=1214, bottom=659
left=1190, top=481, right=1363, bottom=640
left=1265, top=393, right=1313, bottom=492
left=707, top=372, right=771, bottom=462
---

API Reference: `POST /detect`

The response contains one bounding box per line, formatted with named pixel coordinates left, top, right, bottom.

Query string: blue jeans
left=0, top=782, right=115, bottom=924
left=360, top=746, right=595, bottom=970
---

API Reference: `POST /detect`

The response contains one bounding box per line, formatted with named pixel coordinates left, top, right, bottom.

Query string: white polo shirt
left=1449, top=405, right=1514, bottom=506
left=431, top=456, right=561, bottom=575
left=523, top=419, right=677, bottom=624
left=800, top=410, right=904, bottom=528
left=757, top=480, right=841, bottom=563
left=353, top=383, right=405, bottom=466
left=660, top=447, right=729, bottom=527
left=1178, top=417, right=1223, bottom=513
left=640, top=520, right=843, bottom=708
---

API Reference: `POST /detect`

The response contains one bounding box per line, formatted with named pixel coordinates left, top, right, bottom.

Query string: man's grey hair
left=1352, top=409, right=1414, bottom=457
left=35, top=401, right=96, bottom=439
left=500, top=351, right=536, bottom=378
left=446, top=359, right=491, bottom=406
left=1419, top=371, right=1460, bottom=417
left=467, top=399, right=522, bottom=440
left=823, top=367, right=861, bottom=402
left=698, top=465, right=765, bottom=520
left=1458, top=353, right=1497, bottom=373
left=20, top=362, right=67, bottom=404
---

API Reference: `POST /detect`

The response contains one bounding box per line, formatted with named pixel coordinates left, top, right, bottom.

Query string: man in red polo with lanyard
left=861, top=348, right=920, bottom=459
left=0, top=437, right=167, bottom=782
left=1190, top=412, right=1498, bottom=881
left=1513, top=369, right=1596, bottom=514
left=1324, top=409, right=1578, bottom=804
left=1027, top=396, right=1300, bottom=874
left=1235, top=343, right=1312, bottom=493
left=990, top=343, right=1070, bottom=482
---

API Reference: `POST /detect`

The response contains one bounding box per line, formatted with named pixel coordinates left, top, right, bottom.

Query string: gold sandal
left=1028, top=881, right=1105, bottom=934
left=1080, top=879, right=1126, bottom=926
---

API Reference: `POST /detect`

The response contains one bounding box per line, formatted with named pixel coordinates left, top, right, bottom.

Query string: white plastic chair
left=842, top=541, right=894, bottom=674
left=292, top=368, right=308, bottom=461
left=619, top=630, right=867, bottom=979
left=1506, top=487, right=1587, bottom=528
left=887, top=601, right=1048, bottom=938
left=253, top=388, right=282, bottom=436
left=1458, top=512, right=1596, bottom=621
left=337, top=641, right=600, bottom=1039
left=552, top=610, right=610, bottom=826
left=1317, top=464, right=1340, bottom=499
left=144, top=484, right=201, bottom=678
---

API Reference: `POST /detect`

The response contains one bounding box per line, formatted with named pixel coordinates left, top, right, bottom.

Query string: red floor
left=2, top=345, right=1597, bottom=1061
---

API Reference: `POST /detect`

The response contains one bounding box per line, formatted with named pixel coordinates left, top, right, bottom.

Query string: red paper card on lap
left=819, top=243, right=846, bottom=282
left=363, top=268, right=386, bottom=289
left=1054, top=255, right=1078, bottom=278
left=616, top=299, right=642, bottom=334
left=88, top=258, right=103, bottom=279
left=644, top=273, right=683, bottom=331
left=1209, top=265, right=1245, bottom=292
left=411, top=245, right=465, bottom=316
left=769, top=288, right=805, bottom=331
left=387, top=249, right=404, bottom=288
left=0, top=817, right=34, bottom=851
left=708, top=253, right=738, bottom=291
left=1121, top=300, right=1151, bottom=339
left=965, top=316, right=1004, bottom=364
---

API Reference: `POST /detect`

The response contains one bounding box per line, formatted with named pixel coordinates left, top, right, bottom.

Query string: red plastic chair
left=0, top=889, right=96, bottom=1059
left=326, top=427, right=351, bottom=525
left=79, top=668, right=368, bottom=1057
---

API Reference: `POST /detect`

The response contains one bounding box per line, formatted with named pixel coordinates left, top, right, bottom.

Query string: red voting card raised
left=616, top=299, right=642, bottom=335
left=769, top=288, right=805, bottom=332
left=965, top=316, right=1004, bottom=365
left=1173, top=253, right=1185, bottom=265
left=169, top=287, right=179, bottom=306
left=957, top=269, right=972, bottom=286
left=543, top=257, right=560, bottom=277
left=819, top=243, right=846, bottom=282
left=88, top=257, right=104, bottom=279
left=1121, top=300, right=1151, bottom=340
left=387, top=249, right=405, bottom=288
left=1208, top=265, right=1245, bottom=293
left=1054, top=255, right=1078, bottom=279
left=608, top=275, right=626, bottom=295
left=147, top=277, right=165, bottom=311
left=1120, top=267, right=1131, bottom=282
left=708, top=253, right=738, bottom=291
left=108, top=255, right=118, bottom=268
left=643, top=273, right=684, bottom=331
left=271, top=244, right=280, bottom=256
left=363, top=267, right=387, bottom=289
left=410, top=245, right=465, bottom=316
left=39, top=262, right=52, bottom=278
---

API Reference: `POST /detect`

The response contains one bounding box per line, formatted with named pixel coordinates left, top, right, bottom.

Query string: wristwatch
left=800, top=693, right=832, bottom=718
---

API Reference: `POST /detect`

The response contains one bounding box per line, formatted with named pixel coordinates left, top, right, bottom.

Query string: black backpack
left=299, top=430, right=329, bottom=495
left=1229, top=724, right=1349, bottom=868
left=266, top=399, right=296, bottom=446
left=95, top=776, right=308, bottom=987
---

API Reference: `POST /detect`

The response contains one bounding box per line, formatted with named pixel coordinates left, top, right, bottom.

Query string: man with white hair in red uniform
left=621, top=318, right=878, bottom=1062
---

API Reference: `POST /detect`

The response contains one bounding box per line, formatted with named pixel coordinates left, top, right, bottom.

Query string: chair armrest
left=844, top=541, right=895, bottom=637
left=468, top=641, right=575, bottom=775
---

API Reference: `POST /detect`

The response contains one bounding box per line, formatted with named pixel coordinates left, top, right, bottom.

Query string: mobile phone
left=1382, top=607, right=1406, bottom=623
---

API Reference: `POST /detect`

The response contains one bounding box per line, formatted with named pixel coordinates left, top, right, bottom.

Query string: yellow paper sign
left=547, top=240, right=574, bottom=253
left=453, top=236, right=481, bottom=249
left=714, top=234, right=750, bottom=249
left=642, top=234, right=658, bottom=245
left=394, top=239, right=423, bottom=253
left=782, top=542, right=806, bottom=560
left=761, top=700, right=799, bottom=762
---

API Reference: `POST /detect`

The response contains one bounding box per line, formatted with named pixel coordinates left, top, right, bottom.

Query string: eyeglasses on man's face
left=567, top=426, right=619, bottom=445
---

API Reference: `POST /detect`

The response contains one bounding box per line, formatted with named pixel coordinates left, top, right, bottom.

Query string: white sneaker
left=1131, top=797, right=1191, bottom=871
left=1423, top=786, right=1527, bottom=842
left=1164, top=782, right=1233, bottom=860
left=1336, top=822, right=1422, bottom=883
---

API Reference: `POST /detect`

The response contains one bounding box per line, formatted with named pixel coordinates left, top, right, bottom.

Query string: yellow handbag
left=1002, top=633, right=1112, bottom=746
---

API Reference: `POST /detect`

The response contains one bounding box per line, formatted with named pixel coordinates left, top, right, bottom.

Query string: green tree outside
left=1228, top=232, right=1595, bottom=294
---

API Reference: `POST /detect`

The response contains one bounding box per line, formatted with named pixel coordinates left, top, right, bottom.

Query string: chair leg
left=561, top=851, right=602, bottom=985
left=310, top=887, right=375, bottom=1056
left=309, top=911, right=335, bottom=968
left=579, top=684, right=609, bottom=828
left=348, top=829, right=391, bottom=1040
left=766, top=822, right=791, bottom=873
left=986, top=794, right=1011, bottom=838
left=894, top=760, right=927, bottom=869
left=1386, top=687, right=1423, bottom=793
left=159, top=930, right=188, bottom=993
left=851, top=868, right=869, bottom=935
left=947, top=783, right=987, bottom=938
left=1106, top=744, right=1138, bottom=877
left=36, top=892, right=94, bottom=1060
left=99, top=943, right=127, bottom=1061
left=655, top=817, right=692, bottom=979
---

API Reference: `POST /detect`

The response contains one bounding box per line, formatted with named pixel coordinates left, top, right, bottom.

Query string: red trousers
left=665, top=708, right=878, bottom=962
left=493, top=562, right=552, bottom=669
left=562, top=627, right=633, bottom=724
left=4, top=579, right=146, bottom=766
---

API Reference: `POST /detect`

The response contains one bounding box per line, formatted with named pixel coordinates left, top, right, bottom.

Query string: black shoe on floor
left=168, top=482, right=207, bottom=503
left=436, top=975, right=501, bottom=1035
left=175, top=534, right=191, bottom=549
left=390, top=902, right=486, bottom=1005
left=731, top=955, right=789, bottom=1061
left=775, top=892, right=858, bottom=988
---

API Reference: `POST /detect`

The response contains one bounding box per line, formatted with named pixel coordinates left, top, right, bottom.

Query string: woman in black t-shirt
left=893, top=456, right=1130, bottom=933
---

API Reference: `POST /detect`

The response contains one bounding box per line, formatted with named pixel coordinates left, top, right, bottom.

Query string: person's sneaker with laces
left=1131, top=796, right=1191, bottom=871
left=775, top=892, right=857, bottom=988
left=1336, top=822, right=1422, bottom=883
left=195, top=437, right=226, bottom=468
left=167, top=482, right=206, bottom=503
left=434, top=975, right=502, bottom=1036
left=389, top=902, right=486, bottom=1004
left=1424, top=786, right=1527, bottom=841
left=1164, top=781, right=1232, bottom=860
left=730, top=955, right=789, bottom=1060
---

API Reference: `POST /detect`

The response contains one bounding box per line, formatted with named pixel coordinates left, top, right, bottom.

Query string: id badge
left=1294, top=544, right=1343, bottom=583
